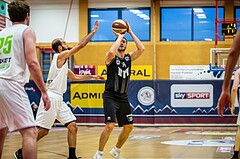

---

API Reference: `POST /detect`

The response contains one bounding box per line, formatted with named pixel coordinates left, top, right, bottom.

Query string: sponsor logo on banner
left=137, top=86, right=155, bottom=106
left=70, top=83, right=105, bottom=108
left=98, top=65, right=152, bottom=80
left=171, top=84, right=213, bottom=107
left=174, top=92, right=210, bottom=99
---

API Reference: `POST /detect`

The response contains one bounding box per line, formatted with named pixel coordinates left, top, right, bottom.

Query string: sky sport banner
left=25, top=80, right=236, bottom=125
left=98, top=65, right=153, bottom=80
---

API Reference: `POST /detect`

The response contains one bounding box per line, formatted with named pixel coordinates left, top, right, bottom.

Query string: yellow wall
left=36, top=0, right=236, bottom=80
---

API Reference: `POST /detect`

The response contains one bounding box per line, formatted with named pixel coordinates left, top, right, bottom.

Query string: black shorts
left=103, top=91, right=133, bottom=127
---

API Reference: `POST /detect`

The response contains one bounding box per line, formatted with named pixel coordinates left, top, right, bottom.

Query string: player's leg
left=110, top=102, right=133, bottom=159
left=36, top=91, right=59, bottom=140
left=99, top=122, right=116, bottom=151
left=37, top=127, right=50, bottom=141
left=115, top=101, right=133, bottom=148
left=18, top=127, right=38, bottom=159
left=115, top=123, right=133, bottom=149
left=57, top=101, right=79, bottom=159
left=0, top=80, right=36, bottom=159
left=94, top=93, right=117, bottom=159
left=0, top=99, right=8, bottom=158
left=66, top=122, right=78, bottom=148
left=14, top=91, right=58, bottom=159
left=0, top=127, right=8, bottom=158
left=93, top=122, right=115, bottom=159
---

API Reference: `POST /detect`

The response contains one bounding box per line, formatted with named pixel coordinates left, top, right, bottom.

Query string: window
left=235, top=7, right=240, bottom=30
left=89, top=8, right=150, bottom=41
left=161, top=7, right=224, bottom=41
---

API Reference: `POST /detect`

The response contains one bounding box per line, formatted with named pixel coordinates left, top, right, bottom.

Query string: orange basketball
left=112, top=19, right=127, bottom=34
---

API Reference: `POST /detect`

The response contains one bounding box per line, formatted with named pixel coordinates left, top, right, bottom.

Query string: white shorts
left=36, top=91, right=76, bottom=129
left=0, top=79, right=35, bottom=132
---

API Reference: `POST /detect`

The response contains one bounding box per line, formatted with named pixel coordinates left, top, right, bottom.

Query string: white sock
left=97, top=150, right=103, bottom=155
left=114, top=146, right=120, bottom=151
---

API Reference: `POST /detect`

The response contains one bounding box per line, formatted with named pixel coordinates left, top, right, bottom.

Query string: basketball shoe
left=109, top=146, right=122, bottom=159
left=230, top=154, right=238, bottom=159
left=93, top=151, right=104, bottom=159
left=13, top=149, right=23, bottom=159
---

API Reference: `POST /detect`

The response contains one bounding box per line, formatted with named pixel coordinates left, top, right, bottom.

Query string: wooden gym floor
left=2, top=126, right=236, bottom=159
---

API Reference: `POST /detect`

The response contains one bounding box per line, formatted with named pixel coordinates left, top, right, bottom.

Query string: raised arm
left=126, top=21, right=145, bottom=61
left=217, top=29, right=240, bottom=116
left=67, top=69, right=104, bottom=81
left=106, top=33, right=125, bottom=65
left=59, top=20, right=99, bottom=61
left=24, top=28, right=50, bottom=110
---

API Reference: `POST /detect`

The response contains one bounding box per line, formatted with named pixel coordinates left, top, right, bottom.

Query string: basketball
left=112, top=19, right=127, bottom=34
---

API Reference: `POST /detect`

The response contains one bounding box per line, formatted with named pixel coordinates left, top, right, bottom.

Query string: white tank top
left=46, top=53, right=68, bottom=95
left=0, top=24, right=30, bottom=86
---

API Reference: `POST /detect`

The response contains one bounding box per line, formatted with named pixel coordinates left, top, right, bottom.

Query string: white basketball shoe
left=93, top=151, right=104, bottom=159
left=109, top=146, right=122, bottom=159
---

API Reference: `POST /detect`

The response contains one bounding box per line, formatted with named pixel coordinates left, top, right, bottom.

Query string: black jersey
left=105, top=54, right=131, bottom=94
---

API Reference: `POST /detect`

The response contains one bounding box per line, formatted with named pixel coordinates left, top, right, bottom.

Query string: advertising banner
left=98, top=65, right=153, bottom=80
left=25, top=80, right=236, bottom=125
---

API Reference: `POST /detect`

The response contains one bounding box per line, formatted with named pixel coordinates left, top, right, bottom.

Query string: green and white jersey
left=46, top=53, right=68, bottom=95
left=0, top=24, right=30, bottom=86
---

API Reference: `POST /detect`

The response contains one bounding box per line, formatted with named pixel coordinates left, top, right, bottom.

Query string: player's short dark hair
left=52, top=38, right=62, bottom=53
left=8, top=0, right=30, bottom=22
left=115, top=37, right=128, bottom=43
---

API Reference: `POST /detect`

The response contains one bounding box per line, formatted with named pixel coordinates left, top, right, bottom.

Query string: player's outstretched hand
left=42, top=92, right=51, bottom=111
left=217, top=91, right=230, bottom=116
left=92, top=75, right=105, bottom=80
left=112, top=30, right=122, bottom=37
left=92, top=20, right=99, bottom=33
left=125, top=20, right=132, bottom=33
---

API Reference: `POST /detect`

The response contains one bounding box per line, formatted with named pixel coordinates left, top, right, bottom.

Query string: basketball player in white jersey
left=15, top=20, right=103, bottom=159
left=93, top=21, right=145, bottom=159
left=0, top=1, right=51, bottom=159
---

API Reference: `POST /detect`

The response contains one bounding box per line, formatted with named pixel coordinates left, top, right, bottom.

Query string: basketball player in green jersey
left=0, top=1, right=51, bottom=159
left=93, top=21, right=145, bottom=159
left=14, top=20, right=103, bottom=159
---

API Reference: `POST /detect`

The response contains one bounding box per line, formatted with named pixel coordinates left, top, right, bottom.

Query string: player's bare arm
left=67, top=69, right=104, bottom=81
left=24, top=28, right=50, bottom=110
left=59, top=20, right=99, bottom=62
left=126, top=21, right=145, bottom=61
left=106, top=33, right=125, bottom=65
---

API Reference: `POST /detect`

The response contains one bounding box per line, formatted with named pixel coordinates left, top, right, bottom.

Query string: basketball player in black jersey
left=93, top=21, right=145, bottom=159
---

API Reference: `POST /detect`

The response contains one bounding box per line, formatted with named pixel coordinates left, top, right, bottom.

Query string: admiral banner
left=98, top=65, right=152, bottom=80
left=70, top=83, right=105, bottom=108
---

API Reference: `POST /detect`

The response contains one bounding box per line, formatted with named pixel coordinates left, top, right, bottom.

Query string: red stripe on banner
left=74, top=116, right=237, bottom=125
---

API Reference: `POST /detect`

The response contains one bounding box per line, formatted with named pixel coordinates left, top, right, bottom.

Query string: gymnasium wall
left=21, top=0, right=239, bottom=125
left=35, top=0, right=235, bottom=79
